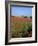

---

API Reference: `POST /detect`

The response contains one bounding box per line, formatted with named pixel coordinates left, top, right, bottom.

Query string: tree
left=24, top=16, right=27, bottom=18
left=30, top=16, right=32, bottom=19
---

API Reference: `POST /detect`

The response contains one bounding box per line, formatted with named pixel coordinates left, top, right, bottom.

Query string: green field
left=11, top=21, right=32, bottom=38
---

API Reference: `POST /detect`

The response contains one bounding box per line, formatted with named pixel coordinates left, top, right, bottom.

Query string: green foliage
left=11, top=21, right=32, bottom=37
left=27, top=22, right=32, bottom=31
left=30, top=16, right=32, bottom=19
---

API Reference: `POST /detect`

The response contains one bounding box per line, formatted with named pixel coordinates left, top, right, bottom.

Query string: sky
left=11, top=6, right=32, bottom=16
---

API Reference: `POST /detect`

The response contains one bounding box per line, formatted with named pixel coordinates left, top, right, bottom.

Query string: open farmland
left=10, top=16, right=32, bottom=38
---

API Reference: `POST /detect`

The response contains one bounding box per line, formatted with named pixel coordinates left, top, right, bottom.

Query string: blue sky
left=11, top=6, right=32, bottom=16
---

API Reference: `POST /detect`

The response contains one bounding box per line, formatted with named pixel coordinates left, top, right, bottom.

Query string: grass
left=11, top=21, right=32, bottom=38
